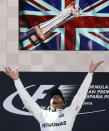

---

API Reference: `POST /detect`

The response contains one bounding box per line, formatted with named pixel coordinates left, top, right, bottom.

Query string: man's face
left=50, top=95, right=66, bottom=109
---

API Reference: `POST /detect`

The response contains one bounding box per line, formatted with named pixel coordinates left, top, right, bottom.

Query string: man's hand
left=4, top=67, right=19, bottom=80
left=89, top=60, right=104, bottom=73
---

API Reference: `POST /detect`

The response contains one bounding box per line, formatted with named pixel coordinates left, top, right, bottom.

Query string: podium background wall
left=0, top=0, right=109, bottom=72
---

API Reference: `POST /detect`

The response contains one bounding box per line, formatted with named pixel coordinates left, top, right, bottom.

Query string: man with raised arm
left=4, top=60, right=103, bottom=131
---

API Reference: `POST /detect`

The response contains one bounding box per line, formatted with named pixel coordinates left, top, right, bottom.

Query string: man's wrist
left=14, top=77, right=20, bottom=81
left=88, top=72, right=93, bottom=75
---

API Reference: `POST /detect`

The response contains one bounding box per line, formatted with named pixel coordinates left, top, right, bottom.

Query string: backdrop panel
left=0, top=71, right=109, bottom=131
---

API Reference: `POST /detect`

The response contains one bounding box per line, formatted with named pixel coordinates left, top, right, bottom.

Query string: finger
left=90, top=60, right=94, bottom=66
left=5, top=67, right=11, bottom=73
left=4, top=67, right=13, bottom=76
left=89, top=60, right=94, bottom=71
left=7, top=67, right=12, bottom=72
left=4, top=67, right=9, bottom=75
left=4, top=67, right=10, bottom=74
left=95, top=61, right=104, bottom=69
left=15, top=67, right=18, bottom=74
left=96, top=61, right=104, bottom=67
left=15, top=67, right=18, bottom=71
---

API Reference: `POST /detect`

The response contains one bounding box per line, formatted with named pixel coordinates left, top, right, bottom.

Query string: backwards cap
left=50, top=89, right=65, bottom=101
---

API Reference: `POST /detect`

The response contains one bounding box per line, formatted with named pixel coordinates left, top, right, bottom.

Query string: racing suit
left=14, top=73, right=93, bottom=131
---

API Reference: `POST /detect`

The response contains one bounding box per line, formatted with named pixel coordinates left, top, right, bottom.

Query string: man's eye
left=53, top=102, right=57, bottom=104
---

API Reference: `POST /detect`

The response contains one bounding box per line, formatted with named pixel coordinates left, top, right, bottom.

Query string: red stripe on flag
left=20, top=15, right=109, bottom=28
left=20, top=15, right=54, bottom=27
left=28, top=0, right=50, bottom=11
left=89, top=32, right=109, bottom=44
left=65, top=0, right=75, bottom=8
left=23, top=43, right=34, bottom=50
left=63, top=17, right=109, bottom=28
left=64, top=25, right=76, bottom=50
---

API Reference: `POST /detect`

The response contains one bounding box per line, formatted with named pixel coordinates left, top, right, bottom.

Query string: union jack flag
left=19, top=0, right=109, bottom=50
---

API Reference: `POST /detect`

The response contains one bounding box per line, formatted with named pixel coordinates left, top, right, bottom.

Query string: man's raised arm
left=4, top=67, right=42, bottom=122
left=67, top=60, right=104, bottom=116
